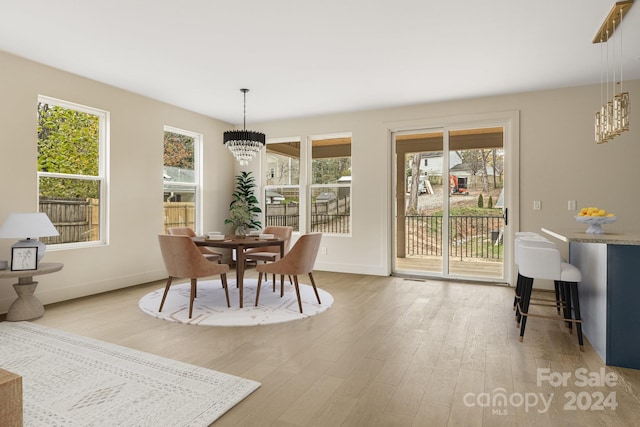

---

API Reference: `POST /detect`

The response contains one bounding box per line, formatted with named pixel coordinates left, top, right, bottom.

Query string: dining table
left=193, top=235, right=284, bottom=308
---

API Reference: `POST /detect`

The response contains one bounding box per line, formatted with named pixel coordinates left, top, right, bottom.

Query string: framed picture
left=11, top=247, right=38, bottom=271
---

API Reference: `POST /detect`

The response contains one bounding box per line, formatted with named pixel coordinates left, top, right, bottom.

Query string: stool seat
left=514, top=235, right=565, bottom=318
left=516, top=240, right=584, bottom=351
left=560, top=262, right=582, bottom=283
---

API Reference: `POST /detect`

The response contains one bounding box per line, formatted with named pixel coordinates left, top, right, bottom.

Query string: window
left=163, top=126, right=202, bottom=233
left=263, top=139, right=301, bottom=231
left=37, top=96, right=108, bottom=246
left=310, top=134, right=351, bottom=235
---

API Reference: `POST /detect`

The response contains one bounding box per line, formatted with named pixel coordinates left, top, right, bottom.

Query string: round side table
left=0, top=262, right=63, bottom=321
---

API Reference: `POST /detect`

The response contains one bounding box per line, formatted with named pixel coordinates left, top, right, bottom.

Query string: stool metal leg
left=563, top=281, right=574, bottom=333
left=570, top=281, right=584, bottom=351
left=518, top=276, right=534, bottom=341
left=554, top=281, right=561, bottom=315
left=514, top=272, right=523, bottom=312
left=564, top=282, right=574, bottom=329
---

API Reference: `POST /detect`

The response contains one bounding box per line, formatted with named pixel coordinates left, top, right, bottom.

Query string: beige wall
left=0, top=51, right=235, bottom=313
left=249, top=79, right=639, bottom=282
left=1, top=49, right=638, bottom=313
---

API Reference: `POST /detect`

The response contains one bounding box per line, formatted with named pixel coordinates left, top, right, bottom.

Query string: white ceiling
left=1, top=0, right=639, bottom=125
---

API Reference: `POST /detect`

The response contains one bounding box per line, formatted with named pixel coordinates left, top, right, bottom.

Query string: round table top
left=193, top=236, right=283, bottom=248
left=0, top=262, right=64, bottom=279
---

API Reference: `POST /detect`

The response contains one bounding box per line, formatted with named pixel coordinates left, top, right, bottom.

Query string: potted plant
left=225, top=171, right=262, bottom=237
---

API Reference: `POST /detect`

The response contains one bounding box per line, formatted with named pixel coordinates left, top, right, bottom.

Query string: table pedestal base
left=7, top=281, right=44, bottom=321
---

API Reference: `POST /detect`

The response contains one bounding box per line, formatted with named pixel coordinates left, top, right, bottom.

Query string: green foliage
left=488, top=195, right=494, bottom=209
left=37, top=103, right=100, bottom=198
left=477, top=194, right=484, bottom=208
left=312, top=157, right=351, bottom=184
left=227, top=200, right=252, bottom=229
left=225, top=171, right=262, bottom=230
left=412, top=206, right=501, bottom=218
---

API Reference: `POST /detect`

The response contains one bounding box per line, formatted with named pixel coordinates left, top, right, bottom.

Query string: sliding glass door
left=393, top=126, right=506, bottom=281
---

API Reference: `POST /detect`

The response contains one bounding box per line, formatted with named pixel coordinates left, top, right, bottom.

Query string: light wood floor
left=30, top=270, right=640, bottom=426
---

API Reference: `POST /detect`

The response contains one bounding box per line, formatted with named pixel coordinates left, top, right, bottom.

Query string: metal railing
left=406, top=215, right=503, bottom=260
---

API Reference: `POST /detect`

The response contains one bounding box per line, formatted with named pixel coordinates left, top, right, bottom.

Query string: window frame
left=309, top=132, right=352, bottom=237
left=262, top=137, right=303, bottom=233
left=163, top=125, right=203, bottom=234
left=37, top=95, right=110, bottom=250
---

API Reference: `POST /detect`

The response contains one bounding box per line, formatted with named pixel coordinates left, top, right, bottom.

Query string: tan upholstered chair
left=167, top=227, right=223, bottom=263
left=255, top=232, right=322, bottom=313
left=245, top=226, right=293, bottom=289
left=158, top=234, right=230, bottom=318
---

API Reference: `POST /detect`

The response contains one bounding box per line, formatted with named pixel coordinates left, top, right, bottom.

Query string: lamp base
left=12, top=239, right=46, bottom=262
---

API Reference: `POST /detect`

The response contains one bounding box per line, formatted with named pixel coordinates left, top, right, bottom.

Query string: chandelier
left=224, top=88, right=265, bottom=165
left=594, top=1, right=633, bottom=144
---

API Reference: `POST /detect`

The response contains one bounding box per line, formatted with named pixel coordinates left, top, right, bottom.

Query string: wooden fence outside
left=39, top=198, right=350, bottom=242
left=40, top=198, right=99, bottom=243
left=163, top=202, right=195, bottom=233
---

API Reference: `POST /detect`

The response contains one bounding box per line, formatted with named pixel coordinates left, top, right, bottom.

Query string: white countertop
left=541, top=228, right=640, bottom=245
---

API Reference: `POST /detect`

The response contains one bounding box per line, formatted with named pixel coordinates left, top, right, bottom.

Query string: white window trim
left=263, top=137, right=303, bottom=233
left=163, top=125, right=203, bottom=234
left=308, top=132, right=352, bottom=237
left=37, top=95, right=110, bottom=250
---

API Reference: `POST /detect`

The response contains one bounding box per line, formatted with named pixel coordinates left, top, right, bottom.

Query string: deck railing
left=406, top=215, right=504, bottom=260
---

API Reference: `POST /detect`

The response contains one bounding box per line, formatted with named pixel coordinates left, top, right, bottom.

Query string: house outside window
left=263, top=138, right=301, bottom=231
left=163, top=126, right=202, bottom=233
left=310, top=134, right=351, bottom=235
left=37, top=96, right=108, bottom=246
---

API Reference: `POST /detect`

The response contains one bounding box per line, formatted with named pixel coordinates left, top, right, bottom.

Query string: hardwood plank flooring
left=24, top=270, right=640, bottom=426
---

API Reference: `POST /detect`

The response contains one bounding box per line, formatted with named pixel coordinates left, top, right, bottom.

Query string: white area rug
left=139, top=278, right=333, bottom=326
left=0, top=322, right=260, bottom=426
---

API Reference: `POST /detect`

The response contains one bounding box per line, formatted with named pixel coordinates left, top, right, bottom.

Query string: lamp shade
left=0, top=213, right=59, bottom=263
left=0, top=213, right=59, bottom=239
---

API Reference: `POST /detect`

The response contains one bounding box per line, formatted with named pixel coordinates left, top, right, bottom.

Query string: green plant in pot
left=225, top=171, right=262, bottom=237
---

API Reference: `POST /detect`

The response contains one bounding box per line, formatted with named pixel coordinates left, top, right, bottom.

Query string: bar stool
left=517, top=241, right=584, bottom=351
left=513, top=234, right=564, bottom=319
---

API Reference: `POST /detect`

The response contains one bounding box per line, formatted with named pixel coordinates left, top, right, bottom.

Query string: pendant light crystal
left=224, top=89, right=265, bottom=166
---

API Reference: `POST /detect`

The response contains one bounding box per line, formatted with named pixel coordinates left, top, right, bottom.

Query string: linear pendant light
left=593, top=0, right=633, bottom=144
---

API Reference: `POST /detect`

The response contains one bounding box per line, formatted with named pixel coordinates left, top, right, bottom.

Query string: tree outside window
left=37, top=97, right=107, bottom=245
left=163, top=127, right=201, bottom=233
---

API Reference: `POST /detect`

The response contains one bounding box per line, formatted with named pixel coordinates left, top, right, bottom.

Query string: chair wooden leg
left=221, top=273, right=230, bottom=307
left=158, top=276, right=173, bottom=312
left=280, top=274, right=285, bottom=297
left=255, top=272, right=264, bottom=307
left=272, top=273, right=276, bottom=292
left=308, top=272, right=321, bottom=304
left=292, top=275, right=303, bottom=313
left=189, top=278, right=197, bottom=318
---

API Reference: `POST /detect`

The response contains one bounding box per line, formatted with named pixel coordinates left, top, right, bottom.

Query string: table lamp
left=0, top=212, right=60, bottom=262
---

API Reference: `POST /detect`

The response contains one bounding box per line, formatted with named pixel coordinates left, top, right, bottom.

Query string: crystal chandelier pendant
left=223, top=89, right=265, bottom=165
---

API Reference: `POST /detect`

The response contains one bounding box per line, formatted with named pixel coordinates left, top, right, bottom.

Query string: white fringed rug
left=0, top=322, right=260, bottom=427
left=139, top=278, right=333, bottom=326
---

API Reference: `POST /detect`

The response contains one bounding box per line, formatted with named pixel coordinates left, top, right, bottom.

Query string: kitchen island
left=541, top=228, right=640, bottom=370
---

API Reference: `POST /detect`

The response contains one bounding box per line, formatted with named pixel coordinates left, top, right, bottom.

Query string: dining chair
left=167, top=227, right=223, bottom=263
left=255, top=232, right=322, bottom=313
left=158, top=234, right=230, bottom=318
left=244, top=225, right=293, bottom=290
